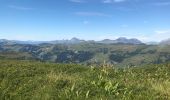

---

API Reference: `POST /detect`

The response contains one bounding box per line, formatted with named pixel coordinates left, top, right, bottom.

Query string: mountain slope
left=160, top=38, right=170, bottom=45
left=1, top=42, right=170, bottom=66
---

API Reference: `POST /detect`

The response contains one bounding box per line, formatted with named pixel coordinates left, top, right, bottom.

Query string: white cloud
left=69, top=0, right=85, bottom=3
left=155, top=30, right=170, bottom=34
left=115, top=6, right=134, bottom=12
left=75, top=12, right=111, bottom=17
left=152, top=2, right=170, bottom=6
left=152, top=30, right=170, bottom=41
left=102, top=0, right=126, bottom=3
left=103, top=0, right=112, bottom=3
left=70, top=0, right=127, bottom=3
left=8, top=5, right=33, bottom=10
left=114, top=0, right=126, bottom=3
left=137, top=30, right=170, bottom=42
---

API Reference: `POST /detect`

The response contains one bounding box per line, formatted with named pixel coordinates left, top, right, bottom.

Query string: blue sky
left=0, top=0, right=170, bottom=42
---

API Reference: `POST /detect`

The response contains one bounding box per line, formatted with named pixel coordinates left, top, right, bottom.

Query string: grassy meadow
left=0, top=60, right=170, bottom=100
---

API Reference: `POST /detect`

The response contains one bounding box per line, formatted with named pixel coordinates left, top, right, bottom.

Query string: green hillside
left=1, top=43, right=170, bottom=66
left=0, top=60, right=170, bottom=100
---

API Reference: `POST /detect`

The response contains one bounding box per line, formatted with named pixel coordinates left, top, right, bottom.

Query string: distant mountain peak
left=0, top=39, right=8, bottom=42
left=68, top=37, right=85, bottom=44
left=160, top=38, right=170, bottom=45
left=117, top=37, right=127, bottom=40
left=115, top=37, right=142, bottom=44
left=98, top=37, right=143, bottom=44
left=70, top=37, right=80, bottom=41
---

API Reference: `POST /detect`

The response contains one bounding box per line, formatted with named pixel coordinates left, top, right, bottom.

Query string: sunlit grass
left=152, top=80, right=170, bottom=97
left=0, top=60, right=170, bottom=100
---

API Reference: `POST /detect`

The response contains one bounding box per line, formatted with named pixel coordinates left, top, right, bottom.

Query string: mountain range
left=1, top=37, right=169, bottom=45
left=0, top=37, right=170, bottom=66
left=98, top=37, right=143, bottom=44
left=0, top=37, right=144, bottom=45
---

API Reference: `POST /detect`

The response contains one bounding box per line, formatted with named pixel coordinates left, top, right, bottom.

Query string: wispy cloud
left=155, top=30, right=170, bottom=35
left=70, top=0, right=126, bottom=3
left=115, top=6, right=134, bottom=11
left=8, top=5, right=34, bottom=10
left=102, top=0, right=112, bottom=3
left=139, top=30, right=170, bottom=42
left=75, top=12, right=111, bottom=17
left=152, top=2, right=170, bottom=6
left=69, top=0, right=85, bottom=3
left=114, top=0, right=126, bottom=3
left=102, top=0, right=126, bottom=3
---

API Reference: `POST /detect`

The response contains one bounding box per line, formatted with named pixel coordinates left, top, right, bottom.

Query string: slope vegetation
left=0, top=60, right=170, bottom=100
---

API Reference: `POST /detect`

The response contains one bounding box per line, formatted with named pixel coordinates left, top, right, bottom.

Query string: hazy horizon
left=0, top=0, right=170, bottom=42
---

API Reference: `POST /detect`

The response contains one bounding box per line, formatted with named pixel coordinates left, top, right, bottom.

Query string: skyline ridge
left=0, top=36, right=163, bottom=44
left=1, top=36, right=170, bottom=43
